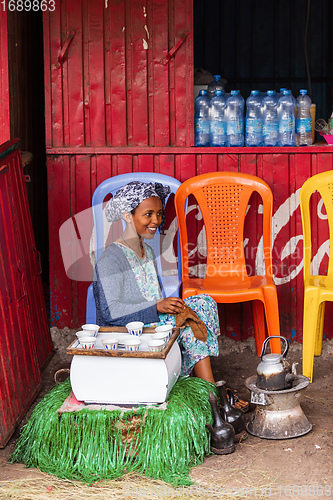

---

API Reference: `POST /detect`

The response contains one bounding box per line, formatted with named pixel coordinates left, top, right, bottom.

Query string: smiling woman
left=93, top=181, right=220, bottom=383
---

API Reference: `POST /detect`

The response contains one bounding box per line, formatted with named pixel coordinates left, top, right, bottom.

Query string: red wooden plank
left=0, top=12, right=10, bottom=144
left=86, top=0, right=106, bottom=146
left=221, top=153, right=239, bottom=172
left=151, top=0, right=169, bottom=146
left=0, top=144, right=43, bottom=446
left=171, top=0, right=187, bottom=146
left=200, top=154, right=218, bottom=175
left=65, top=0, right=85, bottom=146
left=138, top=154, right=154, bottom=172
left=10, top=153, right=52, bottom=369
left=128, top=0, right=149, bottom=146
left=73, top=156, right=94, bottom=324
left=158, top=154, right=176, bottom=177
left=287, top=153, right=299, bottom=340
left=103, top=6, right=112, bottom=146
left=48, top=1, right=64, bottom=147
left=9, top=157, right=41, bottom=385
left=117, top=155, right=134, bottom=176
left=48, top=156, right=73, bottom=326
left=95, top=154, right=112, bottom=191
left=313, top=153, right=333, bottom=339
left=43, top=12, right=52, bottom=148
left=109, top=0, right=127, bottom=146
left=185, top=0, right=194, bottom=147
left=178, top=154, right=195, bottom=182
left=146, top=0, right=154, bottom=146
left=294, top=153, right=312, bottom=341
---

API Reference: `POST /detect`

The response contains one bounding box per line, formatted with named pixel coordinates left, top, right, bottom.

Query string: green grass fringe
left=10, top=377, right=218, bottom=486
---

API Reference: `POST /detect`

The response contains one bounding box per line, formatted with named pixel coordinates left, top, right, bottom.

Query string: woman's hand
left=156, top=297, right=185, bottom=314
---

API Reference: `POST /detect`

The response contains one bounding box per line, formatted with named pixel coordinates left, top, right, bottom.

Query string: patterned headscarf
left=105, top=181, right=171, bottom=233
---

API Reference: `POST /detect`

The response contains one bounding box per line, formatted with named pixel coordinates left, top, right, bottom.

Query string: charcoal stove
left=245, top=374, right=312, bottom=439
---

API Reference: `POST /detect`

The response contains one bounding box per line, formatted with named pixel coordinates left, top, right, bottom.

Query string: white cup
left=81, top=324, right=100, bottom=337
left=102, top=338, right=119, bottom=350
left=76, top=330, right=88, bottom=340
left=126, top=321, right=144, bottom=337
left=124, top=337, right=141, bottom=351
left=155, top=324, right=173, bottom=339
left=79, top=336, right=96, bottom=349
left=147, top=339, right=165, bottom=352
left=154, top=331, right=169, bottom=344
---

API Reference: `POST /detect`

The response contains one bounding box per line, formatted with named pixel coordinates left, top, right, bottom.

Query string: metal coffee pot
left=256, top=336, right=295, bottom=391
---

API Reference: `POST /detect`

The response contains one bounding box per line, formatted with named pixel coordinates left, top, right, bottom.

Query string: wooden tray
left=66, top=327, right=180, bottom=359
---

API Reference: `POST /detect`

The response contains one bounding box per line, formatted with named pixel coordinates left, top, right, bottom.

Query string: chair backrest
left=92, top=172, right=182, bottom=296
left=300, top=170, right=333, bottom=280
left=174, top=171, right=274, bottom=280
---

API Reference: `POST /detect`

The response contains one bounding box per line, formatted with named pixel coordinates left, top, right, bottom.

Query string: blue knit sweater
left=93, top=243, right=161, bottom=326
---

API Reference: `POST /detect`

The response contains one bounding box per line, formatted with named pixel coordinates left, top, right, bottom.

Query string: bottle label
left=195, top=120, right=210, bottom=135
left=246, top=118, right=262, bottom=134
left=279, top=117, right=295, bottom=133
left=296, top=118, right=312, bottom=133
left=227, top=120, right=244, bottom=135
left=210, top=121, right=227, bottom=135
left=262, top=122, right=278, bottom=137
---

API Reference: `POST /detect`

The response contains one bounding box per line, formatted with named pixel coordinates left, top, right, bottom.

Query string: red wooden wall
left=43, top=0, right=193, bottom=148
left=43, top=1, right=333, bottom=342
left=46, top=146, right=333, bottom=342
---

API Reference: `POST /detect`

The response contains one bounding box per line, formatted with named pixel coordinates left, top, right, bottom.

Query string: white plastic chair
left=86, top=172, right=181, bottom=323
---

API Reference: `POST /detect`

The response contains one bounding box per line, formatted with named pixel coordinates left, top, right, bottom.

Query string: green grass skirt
left=11, top=377, right=217, bottom=486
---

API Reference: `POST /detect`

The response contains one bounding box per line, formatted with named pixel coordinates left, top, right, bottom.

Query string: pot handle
left=260, top=336, right=289, bottom=359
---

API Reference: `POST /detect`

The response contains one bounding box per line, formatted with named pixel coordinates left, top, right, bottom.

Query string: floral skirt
left=146, top=294, right=220, bottom=376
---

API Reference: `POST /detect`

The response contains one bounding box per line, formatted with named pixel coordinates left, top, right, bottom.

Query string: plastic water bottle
left=278, top=90, right=296, bottom=146
left=296, top=89, right=312, bottom=146
left=226, top=90, right=244, bottom=147
left=245, top=90, right=263, bottom=146
left=194, top=90, right=210, bottom=146
left=209, top=90, right=227, bottom=146
left=262, top=90, right=279, bottom=146
left=207, top=75, right=224, bottom=101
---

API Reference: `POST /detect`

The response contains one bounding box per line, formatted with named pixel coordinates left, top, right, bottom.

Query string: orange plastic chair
left=174, top=172, right=281, bottom=356
left=299, top=170, right=333, bottom=382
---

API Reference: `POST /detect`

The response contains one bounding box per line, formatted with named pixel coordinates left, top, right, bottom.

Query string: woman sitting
left=93, top=181, right=220, bottom=384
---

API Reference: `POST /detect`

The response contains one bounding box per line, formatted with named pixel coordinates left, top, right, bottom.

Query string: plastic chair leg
left=262, top=286, right=281, bottom=354
left=86, top=283, right=97, bottom=324
left=314, top=301, right=325, bottom=356
left=252, top=300, right=266, bottom=356
left=302, top=288, right=321, bottom=383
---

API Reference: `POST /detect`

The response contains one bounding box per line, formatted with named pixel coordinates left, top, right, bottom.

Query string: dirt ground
left=0, top=328, right=332, bottom=499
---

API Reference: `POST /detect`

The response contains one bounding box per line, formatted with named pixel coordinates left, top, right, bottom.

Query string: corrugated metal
left=0, top=140, right=53, bottom=448
left=43, top=0, right=193, bottom=148
left=47, top=147, right=333, bottom=342
left=194, top=0, right=333, bottom=126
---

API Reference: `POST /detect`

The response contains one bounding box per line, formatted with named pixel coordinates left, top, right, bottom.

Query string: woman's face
left=131, top=196, right=163, bottom=239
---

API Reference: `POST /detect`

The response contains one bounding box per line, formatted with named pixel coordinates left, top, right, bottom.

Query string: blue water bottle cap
left=215, top=90, right=223, bottom=96
left=214, top=75, right=221, bottom=80
left=280, top=88, right=287, bottom=93
left=199, top=90, right=207, bottom=95
left=231, top=90, right=239, bottom=95
left=267, top=90, right=276, bottom=96
left=250, top=90, right=260, bottom=96
left=300, top=89, right=308, bottom=95
left=282, top=89, right=291, bottom=95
